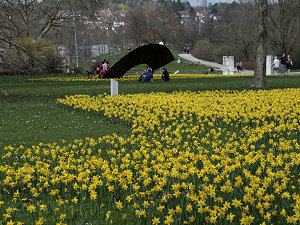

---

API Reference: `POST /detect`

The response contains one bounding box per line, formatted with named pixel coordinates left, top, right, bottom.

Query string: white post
left=266, top=55, right=273, bottom=75
left=110, top=79, right=118, bottom=96
left=223, top=56, right=229, bottom=75
left=228, top=56, right=234, bottom=75
left=223, top=56, right=234, bottom=75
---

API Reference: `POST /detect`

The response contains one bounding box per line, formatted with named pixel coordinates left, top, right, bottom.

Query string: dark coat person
left=162, top=68, right=170, bottom=82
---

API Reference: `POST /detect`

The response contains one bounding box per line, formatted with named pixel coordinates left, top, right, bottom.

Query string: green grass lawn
left=1, top=74, right=300, bottom=150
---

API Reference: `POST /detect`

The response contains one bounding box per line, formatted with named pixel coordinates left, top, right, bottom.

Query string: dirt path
left=179, top=54, right=254, bottom=74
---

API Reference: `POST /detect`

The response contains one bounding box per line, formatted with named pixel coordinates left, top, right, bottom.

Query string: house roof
left=178, top=10, right=189, bottom=15
left=96, top=10, right=111, bottom=17
left=197, top=11, right=209, bottom=15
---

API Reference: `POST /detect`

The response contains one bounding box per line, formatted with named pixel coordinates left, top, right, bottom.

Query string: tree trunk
left=250, top=0, right=268, bottom=89
left=72, top=11, right=79, bottom=68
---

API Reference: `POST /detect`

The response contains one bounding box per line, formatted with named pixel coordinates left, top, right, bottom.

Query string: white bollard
left=228, top=56, right=234, bottom=75
left=110, top=79, right=118, bottom=96
left=223, top=56, right=229, bottom=75
left=266, top=55, right=273, bottom=75
left=223, top=56, right=234, bottom=75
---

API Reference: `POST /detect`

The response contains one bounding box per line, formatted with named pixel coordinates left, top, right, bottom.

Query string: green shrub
left=73, top=66, right=83, bottom=74
left=43, top=52, right=64, bottom=73
left=192, top=40, right=235, bottom=64
left=213, top=45, right=234, bottom=64
left=191, top=42, right=214, bottom=61
left=9, top=36, right=58, bottom=73
left=194, top=40, right=211, bottom=49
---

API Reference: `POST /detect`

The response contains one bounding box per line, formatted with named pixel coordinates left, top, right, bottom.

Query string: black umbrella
left=103, top=44, right=175, bottom=79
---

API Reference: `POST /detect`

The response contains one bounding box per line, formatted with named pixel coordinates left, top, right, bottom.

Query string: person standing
left=272, top=56, right=280, bottom=75
left=286, top=55, right=293, bottom=75
left=280, top=53, right=287, bottom=75
left=102, top=60, right=108, bottom=72
left=236, top=61, right=241, bottom=72
left=239, top=61, right=244, bottom=72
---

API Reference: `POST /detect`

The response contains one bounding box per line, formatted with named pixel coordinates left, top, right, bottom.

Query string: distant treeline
left=111, top=0, right=188, bottom=11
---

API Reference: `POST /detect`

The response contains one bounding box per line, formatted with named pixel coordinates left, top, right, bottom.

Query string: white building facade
left=196, top=0, right=208, bottom=7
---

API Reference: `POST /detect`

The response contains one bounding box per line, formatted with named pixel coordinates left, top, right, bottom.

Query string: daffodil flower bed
left=31, top=74, right=255, bottom=82
left=1, top=89, right=299, bottom=224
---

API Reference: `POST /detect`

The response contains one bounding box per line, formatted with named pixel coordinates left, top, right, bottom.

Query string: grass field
left=0, top=72, right=299, bottom=224
left=1, top=74, right=300, bottom=149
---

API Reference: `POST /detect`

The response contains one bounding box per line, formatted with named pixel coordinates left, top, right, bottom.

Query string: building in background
left=178, top=10, right=190, bottom=24
left=196, top=0, right=208, bottom=7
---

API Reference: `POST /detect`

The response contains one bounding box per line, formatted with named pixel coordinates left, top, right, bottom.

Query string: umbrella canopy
left=103, top=44, right=175, bottom=79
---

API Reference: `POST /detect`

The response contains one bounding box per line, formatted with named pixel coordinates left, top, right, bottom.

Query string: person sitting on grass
left=205, top=68, right=215, bottom=74
left=95, top=65, right=106, bottom=78
left=139, top=70, right=153, bottom=82
left=161, top=68, right=170, bottom=82
left=87, top=71, right=92, bottom=79
left=145, top=65, right=152, bottom=73
left=96, top=65, right=101, bottom=78
left=100, top=66, right=106, bottom=78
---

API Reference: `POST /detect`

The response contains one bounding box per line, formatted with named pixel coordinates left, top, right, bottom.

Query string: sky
left=189, top=0, right=235, bottom=6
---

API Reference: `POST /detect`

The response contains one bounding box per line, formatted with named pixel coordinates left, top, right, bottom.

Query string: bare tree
left=238, top=0, right=300, bottom=88
left=0, top=0, right=66, bottom=72
left=240, top=0, right=268, bottom=88
left=0, top=0, right=104, bottom=73
left=220, top=4, right=257, bottom=61
left=251, top=0, right=268, bottom=88
left=145, top=5, right=180, bottom=45
left=124, top=5, right=148, bottom=47
left=268, top=0, right=300, bottom=55
left=0, top=1, right=71, bottom=44
left=124, top=2, right=183, bottom=48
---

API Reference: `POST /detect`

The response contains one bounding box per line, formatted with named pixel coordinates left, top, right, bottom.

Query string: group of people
left=88, top=59, right=110, bottom=79
left=235, top=54, right=293, bottom=75
left=88, top=60, right=171, bottom=81
left=183, top=46, right=191, bottom=54
left=96, top=60, right=110, bottom=78
left=138, top=65, right=170, bottom=82
left=273, top=54, right=293, bottom=75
